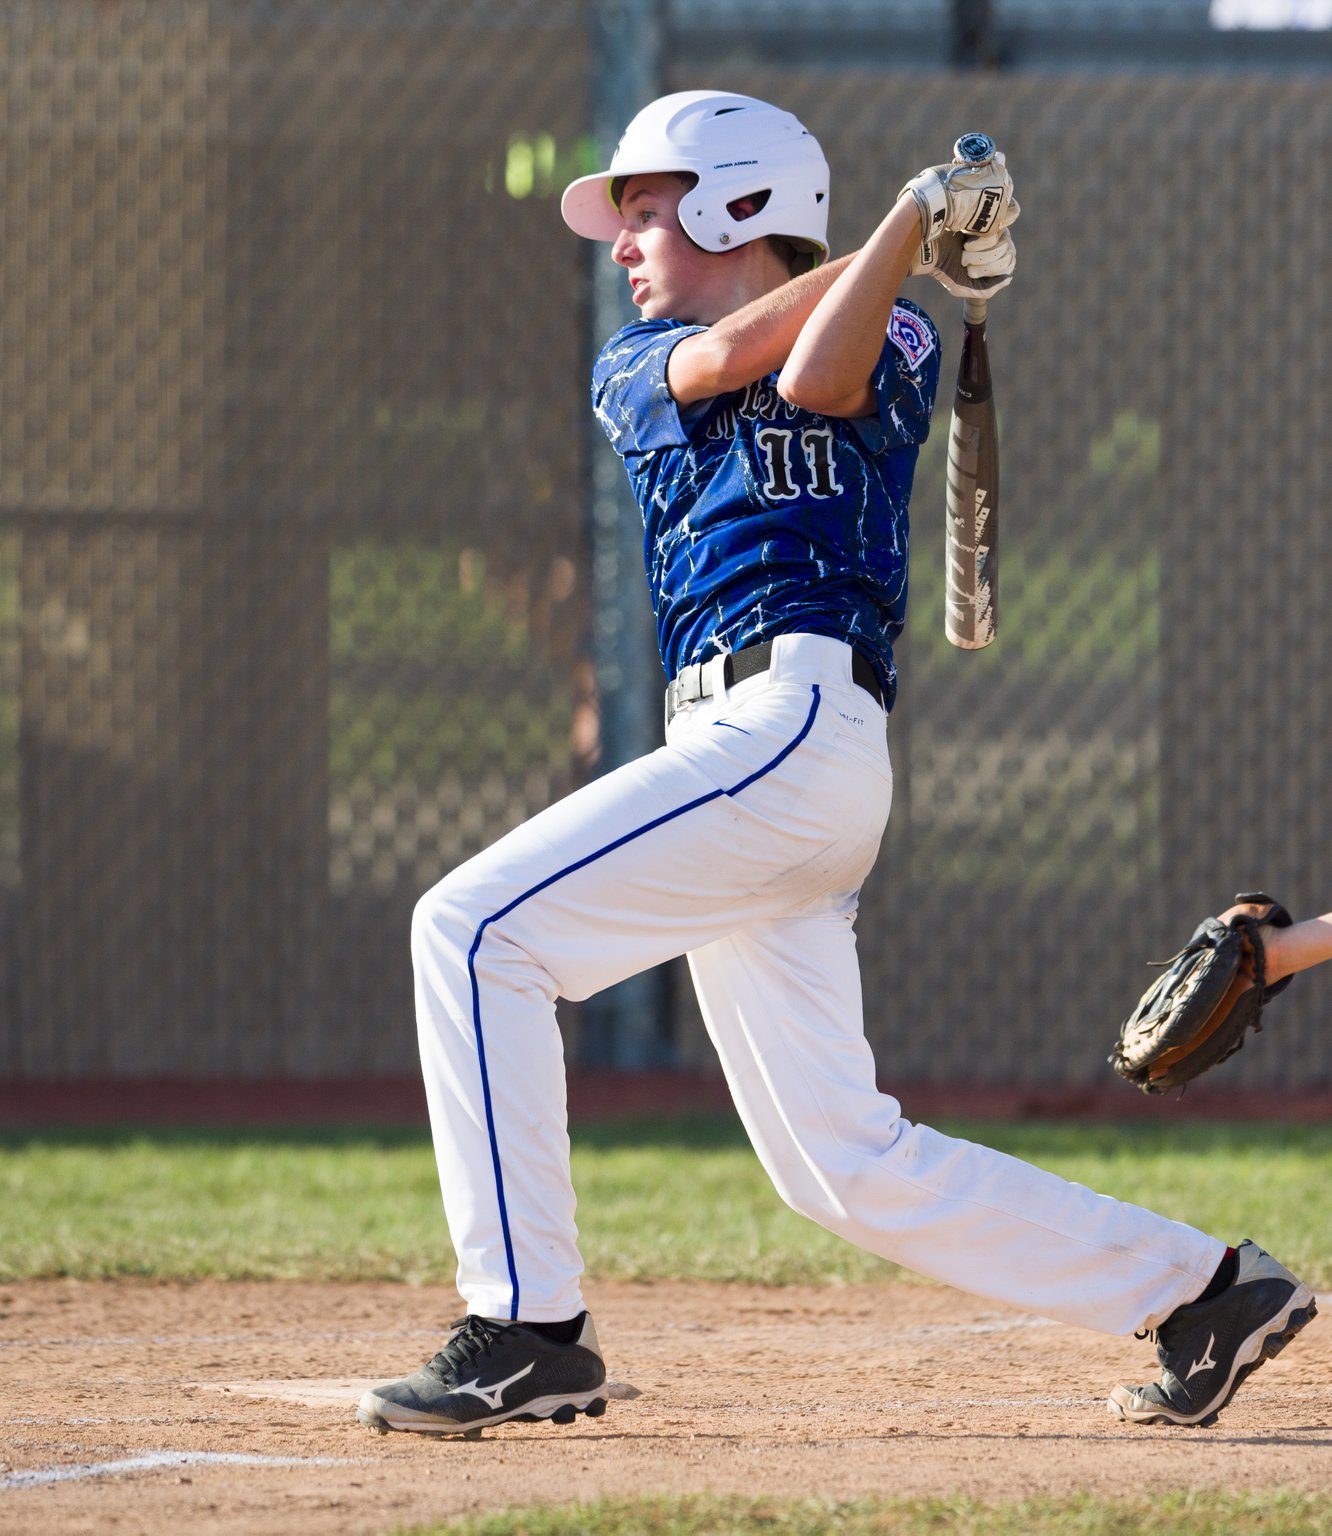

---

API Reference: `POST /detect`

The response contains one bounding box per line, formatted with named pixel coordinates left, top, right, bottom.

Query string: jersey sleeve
left=592, top=319, right=708, bottom=456
left=852, top=298, right=941, bottom=454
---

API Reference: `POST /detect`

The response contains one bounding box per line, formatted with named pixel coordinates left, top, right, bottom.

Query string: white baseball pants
left=412, top=633, right=1223, bottom=1334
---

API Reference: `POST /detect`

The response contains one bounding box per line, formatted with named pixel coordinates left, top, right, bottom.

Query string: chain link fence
left=1, top=2, right=1328, bottom=1091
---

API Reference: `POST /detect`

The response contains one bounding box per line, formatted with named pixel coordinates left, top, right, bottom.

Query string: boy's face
left=611, top=174, right=738, bottom=325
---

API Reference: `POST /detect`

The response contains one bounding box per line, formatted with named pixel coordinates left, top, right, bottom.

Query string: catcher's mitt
left=1110, top=892, right=1294, bottom=1094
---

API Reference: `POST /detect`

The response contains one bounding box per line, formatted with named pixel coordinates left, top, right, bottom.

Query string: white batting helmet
left=561, top=90, right=829, bottom=262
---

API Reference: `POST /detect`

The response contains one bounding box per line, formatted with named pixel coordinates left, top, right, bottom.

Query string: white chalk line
left=764, top=1396, right=1103, bottom=1412
left=0, top=1450, right=360, bottom=1492
left=10, top=1415, right=180, bottom=1425
left=6, top=1391, right=1327, bottom=1485
left=891, top=1314, right=1057, bottom=1338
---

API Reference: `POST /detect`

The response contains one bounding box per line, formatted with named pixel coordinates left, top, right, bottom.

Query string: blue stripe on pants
left=465, top=686, right=822, bottom=1318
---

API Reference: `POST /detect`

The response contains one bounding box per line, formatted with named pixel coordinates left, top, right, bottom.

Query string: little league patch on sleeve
left=888, top=306, right=935, bottom=371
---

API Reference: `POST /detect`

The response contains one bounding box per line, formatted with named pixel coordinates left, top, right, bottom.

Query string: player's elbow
left=776, top=364, right=830, bottom=412
left=777, top=364, right=869, bottom=420
left=669, top=330, right=759, bottom=405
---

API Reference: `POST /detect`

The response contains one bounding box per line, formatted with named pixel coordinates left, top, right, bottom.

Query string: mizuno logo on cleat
left=452, top=1361, right=536, bottom=1409
left=1185, top=1333, right=1218, bottom=1380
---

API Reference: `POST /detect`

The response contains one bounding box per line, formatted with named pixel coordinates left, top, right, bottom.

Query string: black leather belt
left=665, top=640, right=883, bottom=726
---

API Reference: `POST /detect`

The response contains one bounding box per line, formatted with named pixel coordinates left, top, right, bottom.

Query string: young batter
left=360, top=91, right=1316, bottom=1439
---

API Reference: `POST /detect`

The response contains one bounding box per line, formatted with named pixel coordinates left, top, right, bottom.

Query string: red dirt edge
left=2, top=1072, right=1330, bottom=1127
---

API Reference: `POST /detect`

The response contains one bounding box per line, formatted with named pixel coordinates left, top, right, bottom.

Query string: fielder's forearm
left=1263, top=914, right=1332, bottom=984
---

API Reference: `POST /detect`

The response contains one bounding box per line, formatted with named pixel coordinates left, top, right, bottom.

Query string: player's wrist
left=899, top=171, right=947, bottom=246
left=900, top=153, right=1016, bottom=243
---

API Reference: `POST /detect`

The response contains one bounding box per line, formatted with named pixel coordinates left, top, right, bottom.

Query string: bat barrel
left=944, top=306, right=998, bottom=650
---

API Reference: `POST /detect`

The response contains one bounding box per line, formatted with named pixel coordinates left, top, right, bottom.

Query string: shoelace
left=1135, top=1307, right=1188, bottom=1351
left=424, top=1314, right=517, bottom=1380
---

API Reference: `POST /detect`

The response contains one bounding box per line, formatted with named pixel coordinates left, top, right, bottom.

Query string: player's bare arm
left=608, top=173, right=858, bottom=406
left=781, top=148, right=1020, bottom=420
left=777, top=197, right=921, bottom=420
left=664, top=254, right=859, bottom=405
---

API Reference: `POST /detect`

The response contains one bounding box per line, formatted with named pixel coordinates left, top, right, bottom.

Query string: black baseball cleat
left=357, top=1312, right=608, bottom=1438
left=1108, top=1239, right=1317, bottom=1427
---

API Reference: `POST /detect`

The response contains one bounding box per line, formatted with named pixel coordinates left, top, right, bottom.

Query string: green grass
left=0, top=1126, right=447, bottom=1284
left=1, top=1117, right=1329, bottom=1289
left=395, top=1490, right=1332, bottom=1536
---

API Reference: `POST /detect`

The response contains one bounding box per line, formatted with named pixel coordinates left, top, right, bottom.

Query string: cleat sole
left=357, top=1387, right=611, bottom=1437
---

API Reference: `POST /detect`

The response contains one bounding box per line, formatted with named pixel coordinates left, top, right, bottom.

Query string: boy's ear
left=725, top=191, right=770, bottom=223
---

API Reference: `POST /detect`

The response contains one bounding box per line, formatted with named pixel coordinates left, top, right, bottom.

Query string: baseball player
left=358, top=91, right=1316, bottom=1439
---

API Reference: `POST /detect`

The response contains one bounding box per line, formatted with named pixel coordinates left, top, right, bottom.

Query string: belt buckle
left=665, top=661, right=705, bottom=729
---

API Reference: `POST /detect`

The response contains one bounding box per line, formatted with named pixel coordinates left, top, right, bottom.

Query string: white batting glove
left=909, top=226, right=1016, bottom=299
left=960, top=225, right=1017, bottom=283
left=900, top=150, right=1017, bottom=244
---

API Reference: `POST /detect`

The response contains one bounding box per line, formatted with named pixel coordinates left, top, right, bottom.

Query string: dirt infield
left=1, top=1278, right=1327, bottom=1535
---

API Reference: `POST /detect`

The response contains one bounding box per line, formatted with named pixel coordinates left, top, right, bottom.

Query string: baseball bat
left=944, top=132, right=1001, bottom=651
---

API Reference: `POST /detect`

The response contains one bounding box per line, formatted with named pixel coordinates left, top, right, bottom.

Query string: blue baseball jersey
left=591, top=300, right=940, bottom=711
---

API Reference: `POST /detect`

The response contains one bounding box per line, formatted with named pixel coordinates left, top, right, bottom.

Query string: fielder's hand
left=900, top=149, right=1018, bottom=244
left=910, top=225, right=1016, bottom=299
left=1109, top=893, right=1294, bottom=1095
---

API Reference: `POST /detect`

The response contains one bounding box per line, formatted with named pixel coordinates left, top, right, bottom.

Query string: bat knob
left=953, top=131, right=995, bottom=165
